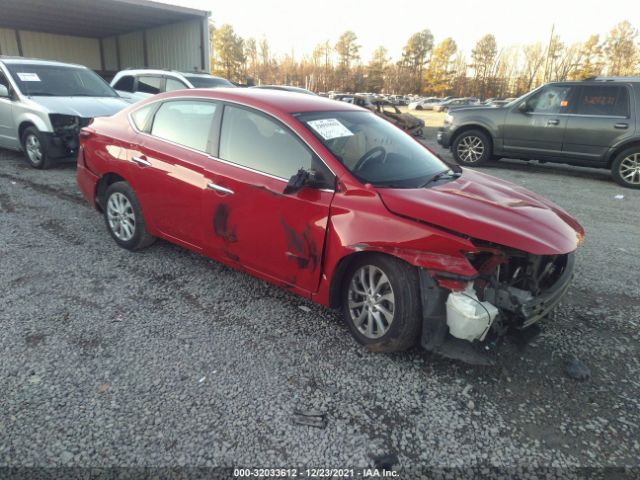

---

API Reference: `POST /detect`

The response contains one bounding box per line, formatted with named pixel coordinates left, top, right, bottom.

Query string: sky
left=164, top=0, right=638, bottom=61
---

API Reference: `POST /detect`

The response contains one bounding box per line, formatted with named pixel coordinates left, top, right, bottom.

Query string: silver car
left=0, top=57, right=129, bottom=169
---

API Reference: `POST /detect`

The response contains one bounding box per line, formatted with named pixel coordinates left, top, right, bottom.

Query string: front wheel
left=21, top=127, right=52, bottom=169
left=611, top=147, right=640, bottom=188
left=104, top=181, right=155, bottom=250
left=341, top=254, right=421, bottom=352
left=452, top=129, right=492, bottom=166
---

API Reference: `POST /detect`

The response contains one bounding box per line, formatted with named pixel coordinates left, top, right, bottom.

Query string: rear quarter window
left=576, top=85, right=629, bottom=117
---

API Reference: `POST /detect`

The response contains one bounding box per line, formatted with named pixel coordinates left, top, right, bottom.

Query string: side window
left=576, top=86, right=629, bottom=117
left=150, top=100, right=218, bottom=152
left=136, top=76, right=162, bottom=94
left=527, top=85, right=573, bottom=114
left=165, top=77, right=187, bottom=92
left=219, top=105, right=314, bottom=180
left=113, top=75, right=135, bottom=92
left=130, top=104, right=155, bottom=132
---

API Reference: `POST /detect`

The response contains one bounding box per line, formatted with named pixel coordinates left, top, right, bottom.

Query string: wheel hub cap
left=106, top=192, right=136, bottom=241
left=457, top=135, right=485, bottom=163
left=620, top=153, right=640, bottom=185
left=26, top=134, right=42, bottom=164
left=348, top=265, right=395, bottom=339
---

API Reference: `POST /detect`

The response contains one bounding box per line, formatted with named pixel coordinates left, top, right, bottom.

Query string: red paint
left=77, top=88, right=584, bottom=307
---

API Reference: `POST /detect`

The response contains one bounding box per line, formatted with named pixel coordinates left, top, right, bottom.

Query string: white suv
left=111, top=69, right=235, bottom=103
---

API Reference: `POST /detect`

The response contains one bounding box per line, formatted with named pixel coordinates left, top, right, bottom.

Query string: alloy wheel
left=347, top=265, right=395, bottom=339
left=25, top=134, right=43, bottom=165
left=106, top=192, right=136, bottom=241
left=619, top=153, right=640, bottom=185
left=456, top=135, right=485, bottom=163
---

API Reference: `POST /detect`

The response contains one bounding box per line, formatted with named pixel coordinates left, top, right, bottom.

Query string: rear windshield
left=184, top=75, right=235, bottom=88
left=296, top=111, right=447, bottom=188
left=6, top=64, right=116, bottom=97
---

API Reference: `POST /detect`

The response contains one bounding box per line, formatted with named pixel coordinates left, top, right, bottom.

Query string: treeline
left=209, top=20, right=640, bottom=98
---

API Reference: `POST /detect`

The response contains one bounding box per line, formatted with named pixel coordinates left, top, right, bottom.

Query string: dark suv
left=437, top=77, right=640, bottom=188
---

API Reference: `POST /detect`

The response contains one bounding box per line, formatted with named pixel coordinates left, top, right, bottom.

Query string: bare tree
left=604, top=20, right=639, bottom=76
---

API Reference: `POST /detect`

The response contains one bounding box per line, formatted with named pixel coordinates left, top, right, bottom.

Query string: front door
left=562, top=84, right=635, bottom=163
left=202, top=104, right=335, bottom=294
left=0, top=70, right=16, bottom=149
left=503, top=84, right=576, bottom=157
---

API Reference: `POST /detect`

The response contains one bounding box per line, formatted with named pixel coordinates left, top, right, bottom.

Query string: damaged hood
left=377, top=169, right=584, bottom=255
left=28, top=96, right=129, bottom=118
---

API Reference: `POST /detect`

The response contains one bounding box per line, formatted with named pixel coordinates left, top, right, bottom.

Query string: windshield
left=297, top=111, right=448, bottom=188
left=184, top=75, right=235, bottom=88
left=6, top=64, right=116, bottom=97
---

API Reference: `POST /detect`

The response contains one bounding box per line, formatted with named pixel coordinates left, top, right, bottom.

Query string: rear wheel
left=104, top=181, right=155, bottom=250
left=21, top=127, right=52, bottom=169
left=611, top=147, right=640, bottom=189
left=452, top=129, right=492, bottom=166
left=341, top=254, right=421, bottom=352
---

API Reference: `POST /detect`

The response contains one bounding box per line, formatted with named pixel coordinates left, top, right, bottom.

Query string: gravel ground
left=1, top=129, right=639, bottom=479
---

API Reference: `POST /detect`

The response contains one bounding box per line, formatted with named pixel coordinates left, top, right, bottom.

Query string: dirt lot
left=1, top=125, right=639, bottom=478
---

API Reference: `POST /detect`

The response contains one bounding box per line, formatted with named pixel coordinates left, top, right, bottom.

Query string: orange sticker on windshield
left=560, top=100, right=569, bottom=107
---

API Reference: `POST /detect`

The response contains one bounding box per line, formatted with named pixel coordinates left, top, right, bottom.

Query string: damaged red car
left=77, top=88, right=584, bottom=360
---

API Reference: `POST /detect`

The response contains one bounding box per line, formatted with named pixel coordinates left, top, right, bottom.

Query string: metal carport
left=0, top=0, right=210, bottom=78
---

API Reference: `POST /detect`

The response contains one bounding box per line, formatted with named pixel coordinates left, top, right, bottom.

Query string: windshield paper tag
left=17, top=73, right=41, bottom=82
left=307, top=119, right=353, bottom=140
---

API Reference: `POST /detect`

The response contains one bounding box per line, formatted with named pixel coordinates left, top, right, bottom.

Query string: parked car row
left=333, top=94, right=425, bottom=136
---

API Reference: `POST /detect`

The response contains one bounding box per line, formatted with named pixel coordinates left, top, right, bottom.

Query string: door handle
left=547, top=119, right=560, bottom=126
left=132, top=155, right=151, bottom=167
left=207, top=182, right=234, bottom=195
left=614, top=123, right=629, bottom=129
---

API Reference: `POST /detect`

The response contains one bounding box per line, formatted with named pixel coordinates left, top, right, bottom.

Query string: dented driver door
left=202, top=104, right=334, bottom=295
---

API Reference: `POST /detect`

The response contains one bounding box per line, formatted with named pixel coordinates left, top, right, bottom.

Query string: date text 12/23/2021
left=233, top=468, right=399, bottom=478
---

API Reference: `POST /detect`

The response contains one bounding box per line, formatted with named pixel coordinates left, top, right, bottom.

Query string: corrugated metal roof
left=0, top=0, right=209, bottom=38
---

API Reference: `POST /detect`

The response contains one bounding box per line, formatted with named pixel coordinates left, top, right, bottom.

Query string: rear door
left=202, top=103, right=335, bottom=294
left=562, top=84, right=634, bottom=163
left=503, top=84, right=576, bottom=156
left=133, top=99, right=221, bottom=251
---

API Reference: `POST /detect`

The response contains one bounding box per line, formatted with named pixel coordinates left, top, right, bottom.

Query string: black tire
left=452, top=129, right=492, bottom=166
left=611, top=146, right=640, bottom=189
left=21, top=126, right=52, bottom=169
left=341, top=254, right=421, bottom=353
left=103, top=181, right=155, bottom=251
left=416, top=105, right=423, bottom=111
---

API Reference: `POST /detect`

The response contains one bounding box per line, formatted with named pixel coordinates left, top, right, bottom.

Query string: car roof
left=0, top=56, right=86, bottom=68
left=147, top=87, right=364, bottom=114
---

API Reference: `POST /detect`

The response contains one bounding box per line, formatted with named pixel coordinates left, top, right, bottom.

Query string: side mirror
left=0, top=85, right=9, bottom=98
left=518, top=101, right=530, bottom=113
left=284, top=168, right=319, bottom=195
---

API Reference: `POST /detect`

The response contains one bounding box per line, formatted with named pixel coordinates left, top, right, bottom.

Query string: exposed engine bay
left=421, top=243, right=575, bottom=364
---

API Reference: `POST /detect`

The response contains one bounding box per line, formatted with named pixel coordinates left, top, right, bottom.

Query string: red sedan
left=77, top=88, right=583, bottom=358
